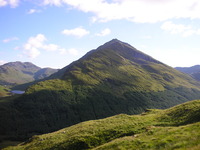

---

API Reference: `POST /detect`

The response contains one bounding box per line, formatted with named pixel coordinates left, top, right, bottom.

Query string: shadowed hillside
left=1, top=39, right=200, bottom=143
left=176, top=65, right=200, bottom=81
left=3, top=100, right=200, bottom=150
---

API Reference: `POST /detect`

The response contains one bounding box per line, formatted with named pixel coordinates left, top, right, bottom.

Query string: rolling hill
left=0, top=61, right=58, bottom=86
left=1, top=39, right=200, bottom=143
left=3, top=99, right=200, bottom=150
left=176, top=65, right=200, bottom=81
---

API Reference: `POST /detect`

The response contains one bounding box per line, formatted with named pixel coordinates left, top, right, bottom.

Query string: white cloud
left=43, top=0, right=62, bottom=6
left=96, top=28, right=111, bottom=36
left=59, top=48, right=68, bottom=55
left=62, top=27, right=90, bottom=38
left=41, top=0, right=200, bottom=23
left=23, top=34, right=56, bottom=58
left=68, top=48, right=78, bottom=55
left=161, top=21, right=200, bottom=37
left=3, top=0, right=200, bottom=23
left=22, top=34, right=79, bottom=58
left=0, top=60, right=7, bottom=65
left=2, top=37, right=19, bottom=43
left=27, top=9, right=41, bottom=14
left=0, top=0, right=7, bottom=7
left=23, top=47, right=41, bottom=59
left=0, top=0, right=19, bottom=8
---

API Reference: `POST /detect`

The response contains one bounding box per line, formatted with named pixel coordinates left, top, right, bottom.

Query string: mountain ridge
left=1, top=39, right=200, bottom=143
left=176, top=65, right=200, bottom=81
left=0, top=61, right=58, bottom=86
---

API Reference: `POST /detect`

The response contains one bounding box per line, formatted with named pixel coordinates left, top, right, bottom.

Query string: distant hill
left=0, top=61, right=58, bottom=86
left=3, top=99, right=200, bottom=150
left=175, top=65, right=200, bottom=81
left=1, top=39, right=200, bottom=142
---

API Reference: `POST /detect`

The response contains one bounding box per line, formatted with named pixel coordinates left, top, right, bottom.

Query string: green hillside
left=176, top=65, right=200, bottom=81
left=1, top=39, right=200, bottom=143
left=0, top=61, right=58, bottom=87
left=0, top=85, right=10, bottom=97
left=3, top=100, right=200, bottom=150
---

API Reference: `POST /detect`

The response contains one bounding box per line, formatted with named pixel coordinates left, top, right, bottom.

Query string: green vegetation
left=0, top=85, right=10, bottom=97
left=176, top=65, right=200, bottom=81
left=4, top=100, right=200, bottom=150
left=0, top=61, right=57, bottom=88
left=1, top=39, right=200, bottom=144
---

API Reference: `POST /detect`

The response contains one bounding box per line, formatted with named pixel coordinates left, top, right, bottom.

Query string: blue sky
left=0, top=0, right=200, bottom=69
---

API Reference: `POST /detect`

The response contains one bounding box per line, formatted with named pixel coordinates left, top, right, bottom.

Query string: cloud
left=68, top=48, right=78, bottom=55
left=43, top=0, right=62, bottom=6
left=0, top=0, right=19, bottom=8
left=4, top=0, right=200, bottom=23
left=96, top=28, right=111, bottom=36
left=2, top=37, right=19, bottom=43
left=0, top=60, right=7, bottom=65
left=41, top=0, right=200, bottom=23
left=62, top=27, right=90, bottom=38
left=161, top=21, right=199, bottom=37
left=22, top=34, right=79, bottom=58
left=59, top=48, right=79, bottom=55
left=27, top=9, right=41, bottom=14
left=23, top=34, right=56, bottom=58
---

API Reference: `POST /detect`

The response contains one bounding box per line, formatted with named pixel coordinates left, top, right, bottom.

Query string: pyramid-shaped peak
left=98, top=38, right=135, bottom=50
left=107, top=38, right=122, bottom=43
left=103, top=38, right=127, bottom=45
left=95, top=39, right=162, bottom=65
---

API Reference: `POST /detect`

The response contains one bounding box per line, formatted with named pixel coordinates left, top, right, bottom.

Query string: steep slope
left=1, top=39, right=200, bottom=141
left=34, top=68, right=59, bottom=80
left=3, top=100, right=200, bottom=150
left=176, top=65, right=200, bottom=81
left=0, top=61, right=58, bottom=86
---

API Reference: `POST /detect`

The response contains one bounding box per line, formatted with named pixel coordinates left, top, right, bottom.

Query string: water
left=11, top=90, right=25, bottom=94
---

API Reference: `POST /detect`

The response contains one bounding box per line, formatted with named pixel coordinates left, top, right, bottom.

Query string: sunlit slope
left=1, top=39, right=200, bottom=141
left=0, top=85, right=10, bottom=97
left=4, top=100, right=200, bottom=150
left=0, top=61, right=57, bottom=86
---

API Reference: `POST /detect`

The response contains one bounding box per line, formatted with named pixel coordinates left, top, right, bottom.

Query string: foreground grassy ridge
left=94, top=122, right=200, bottom=150
left=4, top=100, right=200, bottom=150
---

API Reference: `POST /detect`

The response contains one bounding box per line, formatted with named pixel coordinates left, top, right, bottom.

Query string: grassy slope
left=175, top=65, right=200, bottom=81
left=4, top=99, right=200, bottom=150
left=1, top=40, right=200, bottom=142
left=0, top=62, right=58, bottom=87
left=0, top=62, right=40, bottom=85
left=0, top=85, right=10, bottom=97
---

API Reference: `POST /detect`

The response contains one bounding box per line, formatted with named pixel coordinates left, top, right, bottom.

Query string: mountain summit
left=0, top=61, right=58, bottom=86
left=1, top=39, right=200, bottom=141
left=96, top=39, right=161, bottom=64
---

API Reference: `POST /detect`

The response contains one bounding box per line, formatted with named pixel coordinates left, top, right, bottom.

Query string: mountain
left=1, top=39, right=200, bottom=142
left=175, top=65, right=200, bottom=81
left=3, top=99, right=200, bottom=150
left=0, top=61, right=58, bottom=86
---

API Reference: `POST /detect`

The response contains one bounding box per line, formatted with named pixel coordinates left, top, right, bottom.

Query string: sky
left=0, top=0, right=200, bottom=69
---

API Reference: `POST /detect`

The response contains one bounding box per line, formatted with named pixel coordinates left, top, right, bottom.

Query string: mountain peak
left=96, top=39, right=162, bottom=64
left=98, top=39, right=131, bottom=50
